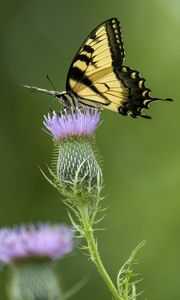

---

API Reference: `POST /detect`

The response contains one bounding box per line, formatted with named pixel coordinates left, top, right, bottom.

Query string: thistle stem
left=78, top=204, right=123, bottom=300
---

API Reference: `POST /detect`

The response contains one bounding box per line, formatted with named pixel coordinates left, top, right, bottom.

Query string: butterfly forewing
left=66, top=18, right=128, bottom=111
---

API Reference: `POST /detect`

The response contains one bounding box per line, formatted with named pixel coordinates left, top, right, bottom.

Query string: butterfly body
left=24, top=18, right=172, bottom=118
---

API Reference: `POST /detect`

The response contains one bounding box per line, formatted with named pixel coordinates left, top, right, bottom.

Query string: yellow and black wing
left=66, top=18, right=172, bottom=118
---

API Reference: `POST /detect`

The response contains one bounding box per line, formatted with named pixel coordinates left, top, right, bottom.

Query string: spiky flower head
left=44, top=108, right=102, bottom=196
left=0, top=223, right=74, bottom=264
left=44, top=108, right=100, bottom=140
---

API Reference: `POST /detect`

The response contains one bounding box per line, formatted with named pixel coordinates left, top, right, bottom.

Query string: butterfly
left=24, top=18, right=172, bottom=119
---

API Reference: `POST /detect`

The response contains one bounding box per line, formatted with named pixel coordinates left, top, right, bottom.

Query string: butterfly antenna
left=46, top=75, right=57, bottom=112
left=46, top=75, right=57, bottom=91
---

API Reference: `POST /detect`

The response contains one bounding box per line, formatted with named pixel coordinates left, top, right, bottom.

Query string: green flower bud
left=8, top=259, right=61, bottom=300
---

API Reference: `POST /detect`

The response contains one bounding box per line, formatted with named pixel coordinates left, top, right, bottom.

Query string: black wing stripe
left=106, top=19, right=125, bottom=67
left=74, top=54, right=91, bottom=65
left=83, top=45, right=94, bottom=53
left=70, top=67, right=108, bottom=100
left=70, top=67, right=91, bottom=83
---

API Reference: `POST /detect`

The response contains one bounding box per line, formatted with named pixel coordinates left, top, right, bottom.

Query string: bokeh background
left=0, top=0, right=179, bottom=299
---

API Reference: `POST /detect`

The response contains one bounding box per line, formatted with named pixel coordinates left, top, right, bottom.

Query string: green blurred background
left=0, top=0, right=179, bottom=299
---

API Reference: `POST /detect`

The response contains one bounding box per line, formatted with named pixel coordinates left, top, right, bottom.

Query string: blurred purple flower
left=0, top=223, right=74, bottom=263
left=44, top=108, right=100, bottom=139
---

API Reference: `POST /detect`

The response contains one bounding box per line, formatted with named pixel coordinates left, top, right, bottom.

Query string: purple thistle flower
left=44, top=108, right=100, bottom=139
left=0, top=223, right=74, bottom=263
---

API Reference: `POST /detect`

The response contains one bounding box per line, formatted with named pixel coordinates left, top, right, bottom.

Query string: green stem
left=78, top=204, right=123, bottom=300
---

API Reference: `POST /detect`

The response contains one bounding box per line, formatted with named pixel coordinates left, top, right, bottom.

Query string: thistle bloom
left=0, top=223, right=74, bottom=263
left=44, top=108, right=102, bottom=190
left=44, top=108, right=100, bottom=139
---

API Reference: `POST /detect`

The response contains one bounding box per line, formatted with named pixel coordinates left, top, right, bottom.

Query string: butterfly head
left=55, top=91, right=74, bottom=108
